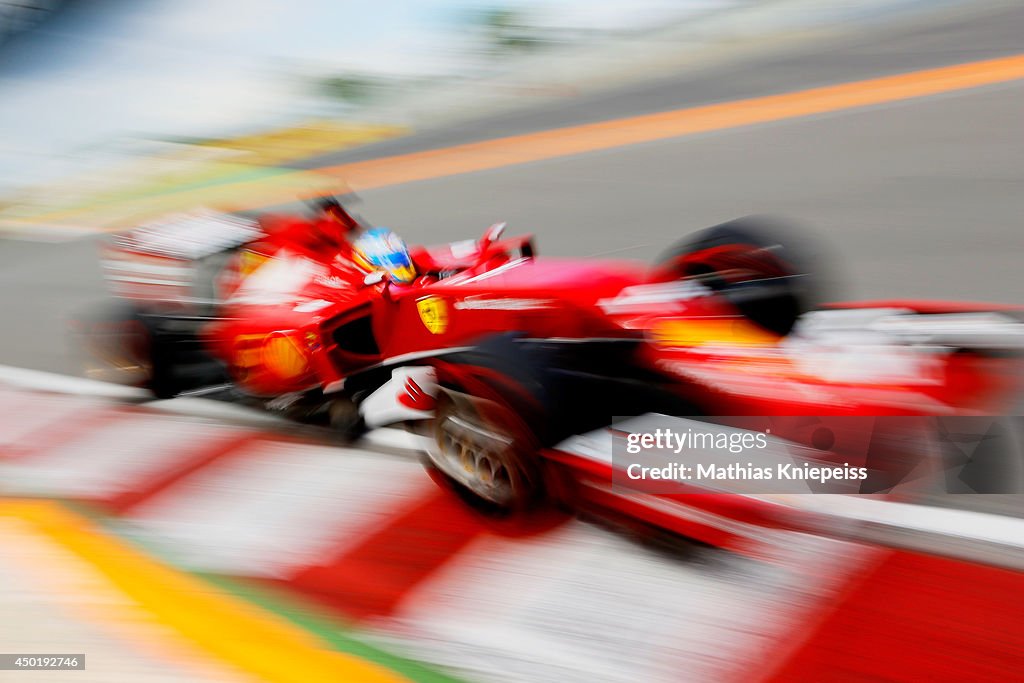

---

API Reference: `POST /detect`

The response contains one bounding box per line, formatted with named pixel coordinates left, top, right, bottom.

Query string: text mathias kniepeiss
left=626, top=462, right=868, bottom=483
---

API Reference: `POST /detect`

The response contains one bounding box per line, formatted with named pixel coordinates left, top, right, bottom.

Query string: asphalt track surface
left=1, top=0, right=1022, bottom=376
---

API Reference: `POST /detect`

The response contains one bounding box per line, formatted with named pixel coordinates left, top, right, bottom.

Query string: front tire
left=654, top=215, right=823, bottom=336
left=426, top=386, right=543, bottom=515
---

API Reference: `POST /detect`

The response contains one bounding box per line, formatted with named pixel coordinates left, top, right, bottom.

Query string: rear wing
left=102, top=209, right=263, bottom=305
left=108, top=209, right=262, bottom=260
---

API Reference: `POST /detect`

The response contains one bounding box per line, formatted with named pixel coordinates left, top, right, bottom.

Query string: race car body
left=86, top=207, right=661, bottom=425
left=84, top=210, right=1024, bottom=480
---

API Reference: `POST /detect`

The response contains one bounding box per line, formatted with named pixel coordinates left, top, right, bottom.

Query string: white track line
left=0, top=364, right=148, bottom=399
left=788, top=495, right=1024, bottom=552
left=0, top=363, right=420, bottom=452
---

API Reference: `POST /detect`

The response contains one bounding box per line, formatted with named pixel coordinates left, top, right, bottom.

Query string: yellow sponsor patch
left=651, top=318, right=779, bottom=348
left=417, top=296, right=449, bottom=335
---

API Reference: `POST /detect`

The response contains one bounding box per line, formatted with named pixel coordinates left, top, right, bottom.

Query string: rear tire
left=74, top=305, right=225, bottom=399
left=75, top=304, right=154, bottom=390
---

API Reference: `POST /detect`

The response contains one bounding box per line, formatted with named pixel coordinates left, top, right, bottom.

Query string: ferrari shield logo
left=417, top=296, right=449, bottom=334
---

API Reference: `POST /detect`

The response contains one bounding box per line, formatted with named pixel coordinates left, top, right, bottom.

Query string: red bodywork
left=206, top=224, right=648, bottom=397
left=204, top=220, right=1023, bottom=418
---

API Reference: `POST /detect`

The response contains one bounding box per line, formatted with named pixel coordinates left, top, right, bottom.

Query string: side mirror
left=363, top=270, right=395, bottom=301
left=481, top=222, right=507, bottom=245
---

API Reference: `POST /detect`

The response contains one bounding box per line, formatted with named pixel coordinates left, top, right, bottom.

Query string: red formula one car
left=83, top=207, right=1024, bottom=517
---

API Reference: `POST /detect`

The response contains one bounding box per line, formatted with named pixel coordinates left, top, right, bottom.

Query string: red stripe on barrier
left=281, top=489, right=489, bottom=620
left=104, top=432, right=260, bottom=515
left=0, top=401, right=126, bottom=460
left=760, top=550, right=1024, bottom=682
left=280, top=487, right=568, bottom=621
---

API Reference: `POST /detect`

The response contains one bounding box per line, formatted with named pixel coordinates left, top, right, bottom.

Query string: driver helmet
left=352, top=227, right=417, bottom=284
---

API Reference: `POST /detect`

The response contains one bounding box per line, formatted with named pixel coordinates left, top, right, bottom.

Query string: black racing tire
left=328, top=396, right=368, bottom=443
left=74, top=304, right=224, bottom=399
left=423, top=334, right=693, bottom=515
left=425, top=386, right=547, bottom=516
left=74, top=304, right=165, bottom=395
left=143, top=315, right=185, bottom=400
left=655, top=215, right=825, bottom=336
left=423, top=335, right=576, bottom=516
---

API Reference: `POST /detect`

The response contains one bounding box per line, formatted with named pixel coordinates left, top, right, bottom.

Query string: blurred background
left=0, top=0, right=1023, bottom=681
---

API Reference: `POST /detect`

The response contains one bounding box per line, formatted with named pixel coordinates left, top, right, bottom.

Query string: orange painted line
left=316, top=53, right=1024, bottom=194
left=0, top=500, right=410, bottom=683
left=9, top=52, right=1023, bottom=235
